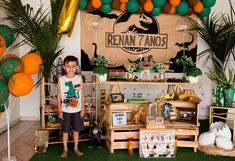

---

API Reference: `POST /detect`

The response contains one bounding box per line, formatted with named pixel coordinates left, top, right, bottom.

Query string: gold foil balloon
left=58, top=0, right=80, bottom=37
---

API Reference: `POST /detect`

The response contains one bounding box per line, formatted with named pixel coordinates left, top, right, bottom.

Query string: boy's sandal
left=74, top=150, right=84, bottom=157
left=60, top=150, right=68, bottom=158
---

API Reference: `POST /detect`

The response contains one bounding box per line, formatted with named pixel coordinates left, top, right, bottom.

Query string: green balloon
left=202, top=0, right=216, bottom=8
left=0, top=104, right=5, bottom=112
left=199, top=7, right=211, bottom=17
left=126, top=0, right=140, bottom=13
left=0, top=57, right=23, bottom=80
left=101, top=0, right=112, bottom=4
left=152, top=0, right=166, bottom=8
left=176, top=1, right=189, bottom=15
left=151, top=7, right=162, bottom=16
left=80, top=0, right=87, bottom=9
left=0, top=25, right=14, bottom=48
left=100, top=4, right=112, bottom=14
left=0, top=79, right=9, bottom=105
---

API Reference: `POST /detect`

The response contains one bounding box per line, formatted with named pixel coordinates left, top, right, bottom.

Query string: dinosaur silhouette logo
left=105, top=11, right=168, bottom=55
left=175, top=33, right=194, bottom=50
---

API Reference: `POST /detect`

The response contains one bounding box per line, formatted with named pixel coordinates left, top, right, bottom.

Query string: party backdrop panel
left=81, top=10, right=198, bottom=72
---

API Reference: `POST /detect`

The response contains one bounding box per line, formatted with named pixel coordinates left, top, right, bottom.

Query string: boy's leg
left=60, top=132, right=69, bottom=158
left=60, top=112, right=71, bottom=158
left=72, top=112, right=84, bottom=156
left=73, top=131, right=84, bottom=156
left=63, top=132, right=69, bottom=151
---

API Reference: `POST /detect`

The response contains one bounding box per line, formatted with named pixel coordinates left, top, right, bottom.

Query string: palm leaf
left=186, top=0, right=235, bottom=69
left=0, top=0, right=64, bottom=83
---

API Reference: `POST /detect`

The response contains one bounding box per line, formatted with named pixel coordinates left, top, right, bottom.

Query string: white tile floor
left=0, top=121, right=40, bottom=161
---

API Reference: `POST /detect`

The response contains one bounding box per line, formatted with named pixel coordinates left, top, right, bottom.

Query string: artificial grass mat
left=30, top=120, right=233, bottom=161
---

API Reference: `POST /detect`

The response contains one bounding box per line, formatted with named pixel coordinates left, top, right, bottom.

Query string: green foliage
left=186, top=0, right=235, bottom=69
left=93, top=65, right=109, bottom=75
left=0, top=0, right=64, bottom=83
left=90, top=56, right=109, bottom=75
left=206, top=54, right=235, bottom=89
left=175, top=55, right=194, bottom=67
left=186, top=67, right=202, bottom=77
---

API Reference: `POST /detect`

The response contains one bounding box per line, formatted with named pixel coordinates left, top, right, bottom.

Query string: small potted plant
left=90, top=55, right=109, bottom=81
left=175, top=55, right=194, bottom=79
left=186, top=67, right=202, bottom=83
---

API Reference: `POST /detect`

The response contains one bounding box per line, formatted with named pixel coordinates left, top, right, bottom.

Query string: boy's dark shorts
left=62, top=111, right=84, bottom=133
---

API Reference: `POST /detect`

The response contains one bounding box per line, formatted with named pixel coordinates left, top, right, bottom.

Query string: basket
left=199, top=145, right=235, bottom=157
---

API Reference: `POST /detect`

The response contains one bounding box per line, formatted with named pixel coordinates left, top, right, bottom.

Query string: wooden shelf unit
left=99, top=81, right=200, bottom=153
left=209, top=106, right=235, bottom=144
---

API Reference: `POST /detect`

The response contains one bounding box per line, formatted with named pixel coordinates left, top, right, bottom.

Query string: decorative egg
left=198, top=131, right=216, bottom=146
left=210, top=121, right=232, bottom=140
left=216, top=136, right=233, bottom=150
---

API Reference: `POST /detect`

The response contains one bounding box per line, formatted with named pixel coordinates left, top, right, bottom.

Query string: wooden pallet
left=105, top=124, right=144, bottom=153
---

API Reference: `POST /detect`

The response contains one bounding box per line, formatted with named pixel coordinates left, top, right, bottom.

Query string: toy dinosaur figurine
left=88, top=123, right=102, bottom=149
left=132, top=106, right=145, bottom=124
left=161, top=103, right=173, bottom=121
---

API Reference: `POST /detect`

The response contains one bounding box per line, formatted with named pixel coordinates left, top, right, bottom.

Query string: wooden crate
left=104, top=102, right=150, bottom=127
left=155, top=101, right=200, bottom=126
left=153, top=101, right=200, bottom=152
left=105, top=124, right=144, bottom=153
left=167, top=122, right=199, bottom=152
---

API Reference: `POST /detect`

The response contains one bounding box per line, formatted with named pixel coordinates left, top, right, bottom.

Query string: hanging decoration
left=20, top=52, right=42, bottom=75
left=0, top=35, right=6, bottom=56
left=0, top=24, right=14, bottom=48
left=58, top=0, right=80, bottom=36
left=79, top=0, right=216, bottom=17
left=8, top=73, right=34, bottom=96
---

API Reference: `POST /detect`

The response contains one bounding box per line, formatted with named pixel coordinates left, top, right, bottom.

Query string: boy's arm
left=57, top=80, right=63, bottom=119
left=80, top=78, right=85, bottom=118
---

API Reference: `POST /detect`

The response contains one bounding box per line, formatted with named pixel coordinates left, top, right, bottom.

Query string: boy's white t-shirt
left=59, top=75, right=82, bottom=113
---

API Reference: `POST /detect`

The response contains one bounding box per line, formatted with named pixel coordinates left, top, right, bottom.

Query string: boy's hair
left=63, top=55, right=79, bottom=65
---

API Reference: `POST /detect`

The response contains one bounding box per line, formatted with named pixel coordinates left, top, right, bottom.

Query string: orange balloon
left=8, top=73, right=34, bottom=96
left=0, top=54, right=19, bottom=63
left=0, top=35, right=6, bottom=56
left=120, top=3, right=127, bottom=11
left=120, top=0, right=128, bottom=3
left=193, top=2, right=203, bottom=13
left=20, top=53, right=42, bottom=75
left=91, top=0, right=102, bottom=9
left=169, top=7, right=176, bottom=14
left=169, top=0, right=180, bottom=7
left=143, top=0, right=154, bottom=12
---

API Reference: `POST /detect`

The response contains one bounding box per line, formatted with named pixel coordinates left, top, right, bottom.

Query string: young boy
left=57, top=55, right=85, bottom=158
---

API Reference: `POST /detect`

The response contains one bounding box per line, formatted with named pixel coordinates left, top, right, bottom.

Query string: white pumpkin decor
left=209, top=121, right=232, bottom=140
left=198, top=132, right=216, bottom=146
left=216, top=136, right=233, bottom=150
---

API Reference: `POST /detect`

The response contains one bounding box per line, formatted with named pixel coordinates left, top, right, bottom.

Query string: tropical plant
left=186, top=67, right=202, bottom=77
left=206, top=54, right=235, bottom=89
left=186, top=0, right=235, bottom=70
left=90, top=55, right=109, bottom=75
left=0, top=0, right=64, bottom=83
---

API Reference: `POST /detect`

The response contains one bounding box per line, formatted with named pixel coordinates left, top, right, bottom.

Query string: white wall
left=1, top=0, right=234, bottom=128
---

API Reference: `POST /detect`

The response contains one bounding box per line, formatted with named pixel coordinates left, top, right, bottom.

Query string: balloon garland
left=78, top=0, right=216, bottom=17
